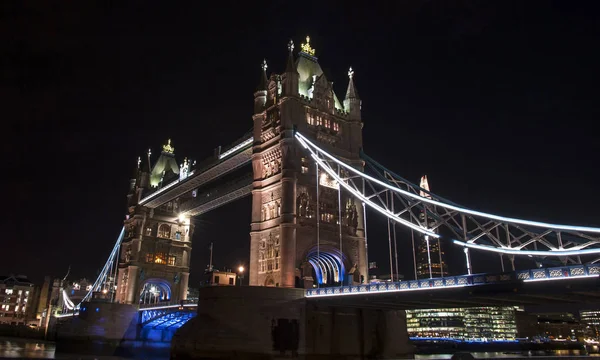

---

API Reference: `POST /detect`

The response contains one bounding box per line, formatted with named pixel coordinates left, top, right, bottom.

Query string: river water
left=0, top=337, right=597, bottom=359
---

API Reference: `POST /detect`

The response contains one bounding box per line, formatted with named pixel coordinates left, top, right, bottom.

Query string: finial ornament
left=301, top=35, right=315, bottom=56
left=261, top=59, right=268, bottom=72
left=348, top=67, right=354, bottom=79
left=162, top=139, right=174, bottom=154
left=288, top=39, right=294, bottom=52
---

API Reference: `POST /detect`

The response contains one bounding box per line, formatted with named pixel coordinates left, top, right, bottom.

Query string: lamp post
left=238, top=266, right=245, bottom=286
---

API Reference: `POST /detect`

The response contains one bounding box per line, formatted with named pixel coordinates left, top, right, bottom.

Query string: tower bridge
left=54, top=37, right=600, bottom=359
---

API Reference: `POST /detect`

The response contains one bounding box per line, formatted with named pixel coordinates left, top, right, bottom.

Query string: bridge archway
left=139, top=278, right=172, bottom=305
left=304, top=247, right=347, bottom=287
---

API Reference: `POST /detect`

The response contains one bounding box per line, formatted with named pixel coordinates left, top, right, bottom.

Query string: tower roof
left=295, top=36, right=343, bottom=110
left=256, top=59, right=268, bottom=92
left=150, top=139, right=180, bottom=187
left=345, top=67, right=360, bottom=100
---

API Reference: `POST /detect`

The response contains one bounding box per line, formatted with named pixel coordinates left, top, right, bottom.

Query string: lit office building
left=580, top=310, right=600, bottom=338
left=406, top=308, right=465, bottom=339
left=407, top=306, right=518, bottom=341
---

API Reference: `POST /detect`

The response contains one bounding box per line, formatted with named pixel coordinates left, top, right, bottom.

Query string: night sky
left=6, top=1, right=599, bottom=285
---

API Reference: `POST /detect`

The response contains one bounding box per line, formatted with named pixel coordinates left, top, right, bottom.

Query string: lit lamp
left=237, top=266, right=245, bottom=286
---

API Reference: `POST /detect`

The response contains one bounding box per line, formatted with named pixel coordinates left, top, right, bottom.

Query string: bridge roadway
left=138, top=263, right=600, bottom=323
left=305, top=264, right=600, bottom=310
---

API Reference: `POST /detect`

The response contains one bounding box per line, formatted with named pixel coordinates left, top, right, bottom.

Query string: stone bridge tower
left=115, top=142, right=193, bottom=304
left=250, top=37, right=366, bottom=288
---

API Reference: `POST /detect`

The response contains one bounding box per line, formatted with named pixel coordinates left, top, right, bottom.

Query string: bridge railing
left=306, top=264, right=600, bottom=297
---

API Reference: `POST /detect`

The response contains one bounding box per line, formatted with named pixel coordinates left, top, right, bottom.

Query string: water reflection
left=0, top=337, right=55, bottom=359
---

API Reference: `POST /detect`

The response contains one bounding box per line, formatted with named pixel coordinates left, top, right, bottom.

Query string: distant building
left=416, top=176, right=448, bottom=279
left=581, top=309, right=600, bottom=338
left=407, top=306, right=518, bottom=341
left=200, top=267, right=238, bottom=287
left=0, top=275, right=38, bottom=326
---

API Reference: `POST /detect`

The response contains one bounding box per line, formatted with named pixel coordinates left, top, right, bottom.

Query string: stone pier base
left=171, top=286, right=414, bottom=359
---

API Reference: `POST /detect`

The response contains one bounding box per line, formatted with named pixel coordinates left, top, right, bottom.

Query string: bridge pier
left=171, top=286, right=414, bottom=359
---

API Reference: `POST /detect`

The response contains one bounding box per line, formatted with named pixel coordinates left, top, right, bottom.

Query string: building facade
left=249, top=37, right=366, bottom=288
left=416, top=175, right=448, bottom=279
left=0, top=275, right=37, bottom=326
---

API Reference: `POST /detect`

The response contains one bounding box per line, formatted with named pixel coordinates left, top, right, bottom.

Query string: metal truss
left=295, top=132, right=600, bottom=268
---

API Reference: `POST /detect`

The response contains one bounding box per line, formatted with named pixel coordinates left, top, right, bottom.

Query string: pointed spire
left=285, top=39, right=296, bottom=73
left=256, top=59, right=268, bottom=92
left=419, top=175, right=432, bottom=199
left=345, top=67, right=359, bottom=100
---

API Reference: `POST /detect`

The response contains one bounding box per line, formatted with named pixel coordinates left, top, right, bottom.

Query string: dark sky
left=5, top=1, right=599, bottom=285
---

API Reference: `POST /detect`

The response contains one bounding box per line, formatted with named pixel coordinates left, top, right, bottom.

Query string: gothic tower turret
left=282, top=40, right=299, bottom=97
left=254, top=60, right=268, bottom=114
left=343, top=67, right=361, bottom=121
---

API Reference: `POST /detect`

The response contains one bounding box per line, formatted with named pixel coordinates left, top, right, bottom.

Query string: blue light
left=95, top=308, right=100, bottom=312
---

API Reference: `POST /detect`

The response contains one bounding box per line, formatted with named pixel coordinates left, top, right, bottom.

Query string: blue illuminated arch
left=139, top=278, right=172, bottom=304
left=305, top=247, right=347, bottom=286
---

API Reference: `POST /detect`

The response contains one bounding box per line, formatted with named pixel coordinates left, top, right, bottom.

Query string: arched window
left=276, top=202, right=281, bottom=217
left=158, top=224, right=171, bottom=238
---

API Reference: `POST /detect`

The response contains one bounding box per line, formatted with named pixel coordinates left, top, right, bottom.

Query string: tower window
left=146, top=253, right=154, bottom=263
left=168, top=255, right=176, bottom=266
left=145, top=227, right=152, bottom=236
left=158, top=224, right=171, bottom=238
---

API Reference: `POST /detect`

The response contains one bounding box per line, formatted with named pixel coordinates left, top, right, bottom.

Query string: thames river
left=0, top=337, right=597, bottom=359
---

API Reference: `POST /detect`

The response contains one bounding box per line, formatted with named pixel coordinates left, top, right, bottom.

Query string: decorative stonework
left=258, top=232, right=280, bottom=274
left=316, top=129, right=338, bottom=145
left=261, top=127, right=278, bottom=143
left=261, top=149, right=282, bottom=178
left=261, top=198, right=281, bottom=221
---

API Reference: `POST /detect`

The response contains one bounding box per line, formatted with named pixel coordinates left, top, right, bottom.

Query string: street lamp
left=238, top=266, right=245, bottom=286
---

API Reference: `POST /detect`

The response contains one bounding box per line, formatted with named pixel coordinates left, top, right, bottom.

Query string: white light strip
left=523, top=274, right=599, bottom=282
left=306, top=283, right=468, bottom=298
left=137, top=303, right=197, bottom=311
left=54, top=312, right=78, bottom=318
left=139, top=179, right=181, bottom=204
left=453, top=239, right=600, bottom=256
left=219, top=137, right=253, bottom=160
left=296, top=136, right=439, bottom=238
left=295, top=133, right=600, bottom=234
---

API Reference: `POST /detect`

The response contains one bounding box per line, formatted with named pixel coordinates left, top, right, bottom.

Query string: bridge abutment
left=171, top=286, right=414, bottom=359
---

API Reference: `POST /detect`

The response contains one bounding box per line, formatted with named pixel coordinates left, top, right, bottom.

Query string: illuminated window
left=5, top=289, right=13, bottom=295
left=306, top=112, right=314, bottom=125
left=146, top=253, right=154, bottom=263
left=158, top=224, right=171, bottom=238
left=316, top=115, right=322, bottom=126
left=324, top=118, right=330, bottom=129
left=154, top=253, right=166, bottom=264
left=145, top=227, right=152, bottom=236
left=168, top=255, right=176, bottom=266
left=301, top=166, right=308, bottom=174
left=333, top=122, right=339, bottom=132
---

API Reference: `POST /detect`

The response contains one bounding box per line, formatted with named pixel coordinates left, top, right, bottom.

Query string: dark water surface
left=0, top=337, right=597, bottom=359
